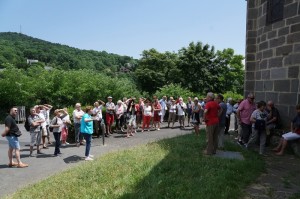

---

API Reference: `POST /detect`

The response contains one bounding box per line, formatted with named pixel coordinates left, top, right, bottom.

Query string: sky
left=0, top=0, right=247, bottom=59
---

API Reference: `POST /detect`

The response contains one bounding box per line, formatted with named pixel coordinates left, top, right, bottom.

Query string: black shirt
left=4, top=114, right=20, bottom=136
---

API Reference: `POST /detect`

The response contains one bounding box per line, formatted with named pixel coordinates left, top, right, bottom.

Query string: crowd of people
left=2, top=92, right=300, bottom=167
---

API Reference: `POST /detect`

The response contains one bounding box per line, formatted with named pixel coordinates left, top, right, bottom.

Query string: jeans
left=247, top=128, right=266, bottom=154
left=53, top=132, right=61, bottom=155
left=82, top=133, right=92, bottom=157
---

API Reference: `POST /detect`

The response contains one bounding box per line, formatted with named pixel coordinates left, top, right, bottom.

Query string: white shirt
left=73, top=109, right=84, bottom=123
left=93, top=106, right=103, bottom=121
left=38, top=112, right=46, bottom=128
left=169, top=104, right=177, bottom=113
left=143, top=105, right=152, bottom=116
left=177, top=102, right=187, bottom=116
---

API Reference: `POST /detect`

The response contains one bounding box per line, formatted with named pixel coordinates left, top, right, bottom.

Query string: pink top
left=238, top=99, right=256, bottom=125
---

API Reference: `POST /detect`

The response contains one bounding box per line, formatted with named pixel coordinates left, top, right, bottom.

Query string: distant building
left=119, top=66, right=131, bottom=73
left=244, top=0, right=300, bottom=127
left=27, top=59, right=38, bottom=65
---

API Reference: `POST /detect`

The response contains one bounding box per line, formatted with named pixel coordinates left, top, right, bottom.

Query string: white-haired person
left=50, top=109, right=64, bottom=156
left=115, top=100, right=125, bottom=131
left=177, top=97, right=187, bottom=128
left=73, top=103, right=85, bottom=146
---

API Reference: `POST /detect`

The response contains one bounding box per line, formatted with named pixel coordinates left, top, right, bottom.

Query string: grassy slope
left=7, top=133, right=265, bottom=199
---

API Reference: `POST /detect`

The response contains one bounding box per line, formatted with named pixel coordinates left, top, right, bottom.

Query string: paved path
left=0, top=122, right=197, bottom=198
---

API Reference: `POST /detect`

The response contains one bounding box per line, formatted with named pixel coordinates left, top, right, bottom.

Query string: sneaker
left=61, top=144, right=66, bottom=147
left=85, top=157, right=93, bottom=161
left=148, top=129, right=150, bottom=132
left=66, top=142, right=70, bottom=145
left=157, top=128, right=160, bottom=131
left=89, top=154, right=94, bottom=158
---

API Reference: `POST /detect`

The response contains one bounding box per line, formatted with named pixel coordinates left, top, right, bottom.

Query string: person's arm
left=218, top=107, right=223, bottom=118
left=203, top=109, right=208, bottom=122
left=98, top=100, right=105, bottom=105
left=250, top=113, right=256, bottom=124
left=1, top=125, right=10, bottom=137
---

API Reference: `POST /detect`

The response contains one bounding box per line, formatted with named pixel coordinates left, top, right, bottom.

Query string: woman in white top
left=168, top=100, right=177, bottom=128
left=115, top=100, right=124, bottom=131
left=142, top=100, right=152, bottom=132
left=50, top=109, right=64, bottom=156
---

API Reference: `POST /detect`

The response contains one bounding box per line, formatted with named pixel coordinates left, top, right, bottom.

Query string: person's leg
left=142, top=115, right=146, bottom=131
left=241, top=123, right=251, bottom=144
left=273, top=137, right=283, bottom=151
left=53, top=132, right=60, bottom=155
left=146, top=116, right=151, bottom=129
left=61, top=127, right=67, bottom=144
left=246, top=128, right=258, bottom=148
left=276, top=139, right=288, bottom=155
left=205, top=125, right=214, bottom=155
left=74, top=123, right=80, bottom=144
left=224, top=116, right=230, bottom=134
left=218, top=126, right=225, bottom=148
left=213, top=124, right=219, bottom=153
left=83, top=134, right=92, bottom=157
left=259, top=131, right=267, bottom=155
left=172, top=113, right=176, bottom=127
left=8, top=147, right=13, bottom=165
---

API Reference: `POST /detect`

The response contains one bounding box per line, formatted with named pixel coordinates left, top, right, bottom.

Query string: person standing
left=115, top=100, right=125, bottom=131
left=152, top=98, right=162, bottom=130
left=43, top=104, right=53, bottom=145
left=203, top=92, right=221, bottom=155
left=159, top=96, right=167, bottom=123
left=216, top=94, right=227, bottom=149
left=93, top=100, right=105, bottom=138
left=80, top=106, right=95, bottom=160
left=126, top=98, right=137, bottom=138
left=50, top=109, right=64, bottom=157
left=192, top=97, right=201, bottom=136
left=106, top=96, right=115, bottom=136
left=224, top=98, right=233, bottom=135
left=142, top=100, right=152, bottom=132
left=73, top=103, right=85, bottom=147
left=167, top=100, right=177, bottom=128
left=176, top=97, right=187, bottom=128
left=1, top=107, right=28, bottom=168
left=186, top=97, right=194, bottom=127
left=236, top=93, right=256, bottom=146
left=61, top=108, right=71, bottom=146
left=28, top=107, right=44, bottom=156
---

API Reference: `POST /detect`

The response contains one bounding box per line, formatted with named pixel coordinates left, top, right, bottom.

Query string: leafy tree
left=135, top=49, right=179, bottom=94
left=154, top=84, right=196, bottom=101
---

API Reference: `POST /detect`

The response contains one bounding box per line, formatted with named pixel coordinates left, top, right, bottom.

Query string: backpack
left=24, top=116, right=30, bottom=132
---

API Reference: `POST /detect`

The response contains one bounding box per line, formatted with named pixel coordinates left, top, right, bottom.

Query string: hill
left=0, top=32, right=136, bottom=73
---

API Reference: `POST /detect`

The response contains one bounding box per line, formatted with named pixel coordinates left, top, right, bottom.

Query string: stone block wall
left=245, top=0, right=300, bottom=127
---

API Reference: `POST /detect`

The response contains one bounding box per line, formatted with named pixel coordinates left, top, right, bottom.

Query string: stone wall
left=245, top=0, right=300, bottom=128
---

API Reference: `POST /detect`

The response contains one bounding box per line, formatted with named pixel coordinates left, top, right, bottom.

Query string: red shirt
left=205, top=100, right=220, bottom=126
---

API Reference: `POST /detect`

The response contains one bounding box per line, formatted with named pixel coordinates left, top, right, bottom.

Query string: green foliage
left=0, top=66, right=141, bottom=113
left=0, top=32, right=137, bottom=74
left=223, top=91, right=244, bottom=102
left=154, top=84, right=196, bottom=100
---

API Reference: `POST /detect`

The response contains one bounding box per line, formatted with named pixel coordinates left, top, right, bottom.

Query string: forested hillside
left=0, top=32, right=136, bottom=73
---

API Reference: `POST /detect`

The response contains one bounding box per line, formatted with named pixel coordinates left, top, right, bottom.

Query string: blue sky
left=0, top=0, right=247, bottom=59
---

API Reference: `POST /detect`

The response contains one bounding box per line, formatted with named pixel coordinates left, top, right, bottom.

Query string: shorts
left=106, top=113, right=114, bottom=125
left=42, top=127, right=48, bottom=136
left=6, top=136, right=20, bottom=149
left=282, top=132, right=300, bottom=141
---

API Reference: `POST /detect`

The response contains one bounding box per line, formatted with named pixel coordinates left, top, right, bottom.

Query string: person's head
left=94, top=101, right=99, bottom=107
left=123, top=97, right=127, bottom=102
left=30, top=107, right=36, bottom=115
left=194, top=97, right=198, bottom=103
left=267, top=100, right=274, bottom=110
left=108, top=96, right=112, bottom=102
left=63, top=107, right=68, bottom=112
left=203, top=97, right=207, bottom=102
left=179, top=97, right=183, bottom=103
left=188, top=97, right=191, bottom=101
left=85, top=106, right=93, bottom=115
left=75, top=103, right=81, bottom=110
left=117, top=100, right=122, bottom=105
left=247, top=93, right=255, bottom=103
left=227, top=98, right=233, bottom=104
left=206, top=92, right=215, bottom=101
left=169, top=96, right=174, bottom=101
left=163, top=96, right=167, bottom=100
left=54, top=109, right=61, bottom=116
left=216, top=94, right=224, bottom=103
left=10, top=107, right=18, bottom=117
left=257, top=101, right=266, bottom=111
left=172, top=99, right=176, bottom=104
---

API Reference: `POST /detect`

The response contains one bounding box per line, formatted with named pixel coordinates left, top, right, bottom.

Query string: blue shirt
left=159, top=99, right=166, bottom=109
left=80, top=113, right=93, bottom=134
left=219, top=102, right=227, bottom=127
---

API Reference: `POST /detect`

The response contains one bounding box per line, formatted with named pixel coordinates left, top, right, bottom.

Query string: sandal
left=17, top=163, right=29, bottom=168
left=8, top=162, right=18, bottom=167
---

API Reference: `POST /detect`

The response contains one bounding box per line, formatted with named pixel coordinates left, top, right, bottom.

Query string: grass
left=7, top=131, right=265, bottom=199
